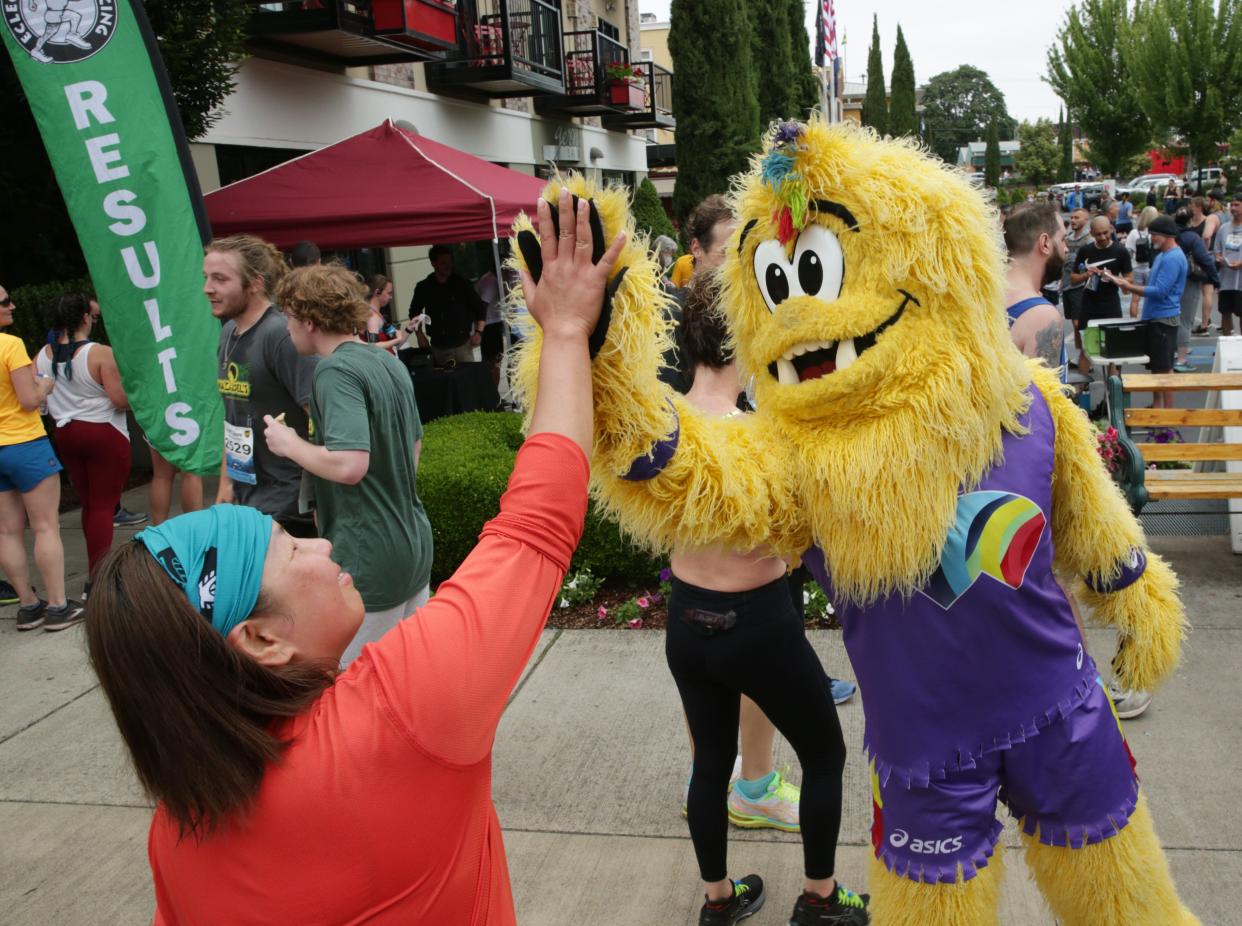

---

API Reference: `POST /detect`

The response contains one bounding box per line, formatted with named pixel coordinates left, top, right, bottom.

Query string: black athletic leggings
left=666, top=574, right=847, bottom=883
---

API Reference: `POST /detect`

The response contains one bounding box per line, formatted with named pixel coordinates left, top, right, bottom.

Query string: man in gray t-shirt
left=205, top=237, right=319, bottom=534
left=1212, top=194, right=1242, bottom=335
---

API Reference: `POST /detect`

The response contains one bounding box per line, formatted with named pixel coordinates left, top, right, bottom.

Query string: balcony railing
left=424, top=0, right=564, bottom=98
left=247, top=0, right=455, bottom=63
left=535, top=28, right=634, bottom=116
left=602, top=60, right=676, bottom=130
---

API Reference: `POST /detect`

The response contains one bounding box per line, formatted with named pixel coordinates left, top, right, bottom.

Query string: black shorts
left=1062, top=287, right=1084, bottom=322
left=1145, top=321, right=1178, bottom=372
left=1079, top=302, right=1123, bottom=327
left=1219, top=290, right=1242, bottom=317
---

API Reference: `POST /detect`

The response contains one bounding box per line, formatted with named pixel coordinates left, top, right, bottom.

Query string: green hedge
left=6, top=276, right=102, bottom=356
left=419, top=411, right=662, bottom=584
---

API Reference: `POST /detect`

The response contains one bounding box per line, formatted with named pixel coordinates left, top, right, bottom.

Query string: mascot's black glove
left=517, top=194, right=627, bottom=360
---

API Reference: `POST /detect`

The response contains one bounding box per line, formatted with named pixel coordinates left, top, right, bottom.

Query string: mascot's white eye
left=753, top=239, right=794, bottom=313
left=752, top=225, right=846, bottom=313
left=792, top=224, right=845, bottom=303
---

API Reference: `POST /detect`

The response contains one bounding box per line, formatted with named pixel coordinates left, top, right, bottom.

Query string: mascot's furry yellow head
left=722, top=119, right=1034, bottom=601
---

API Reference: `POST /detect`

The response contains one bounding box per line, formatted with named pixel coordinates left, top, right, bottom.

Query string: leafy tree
left=1126, top=0, right=1242, bottom=168
left=1058, top=107, right=1075, bottom=182
left=921, top=65, right=1015, bottom=163
left=862, top=15, right=888, bottom=135
left=1014, top=119, right=1061, bottom=187
left=1046, top=0, right=1151, bottom=177
left=632, top=178, right=677, bottom=242
left=888, top=25, right=917, bottom=138
left=671, top=0, right=762, bottom=224
left=984, top=119, right=1002, bottom=188
left=0, top=0, right=251, bottom=288
left=747, top=0, right=796, bottom=127
left=787, top=0, right=821, bottom=118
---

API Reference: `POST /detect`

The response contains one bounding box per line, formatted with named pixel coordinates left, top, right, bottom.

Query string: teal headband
left=136, top=504, right=274, bottom=638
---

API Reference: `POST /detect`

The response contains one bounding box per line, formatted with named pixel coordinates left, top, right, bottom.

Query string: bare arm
left=10, top=364, right=53, bottom=412
left=89, top=345, right=129, bottom=410
left=262, top=420, right=371, bottom=485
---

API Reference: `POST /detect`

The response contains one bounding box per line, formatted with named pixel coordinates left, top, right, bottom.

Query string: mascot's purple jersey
left=803, top=386, right=1099, bottom=791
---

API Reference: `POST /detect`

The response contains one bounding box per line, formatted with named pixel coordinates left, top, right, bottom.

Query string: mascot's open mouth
left=766, top=290, right=919, bottom=384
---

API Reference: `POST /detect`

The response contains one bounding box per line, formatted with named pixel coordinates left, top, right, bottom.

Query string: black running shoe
left=699, top=875, right=765, bottom=925
left=16, top=599, right=46, bottom=631
left=0, top=579, right=18, bottom=605
left=43, top=600, right=85, bottom=632
left=789, top=883, right=870, bottom=925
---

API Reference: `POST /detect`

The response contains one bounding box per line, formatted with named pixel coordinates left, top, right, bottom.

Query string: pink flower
left=636, top=596, right=651, bottom=609
left=627, top=617, right=644, bottom=629
left=1106, top=427, right=1118, bottom=439
left=597, top=606, right=608, bottom=620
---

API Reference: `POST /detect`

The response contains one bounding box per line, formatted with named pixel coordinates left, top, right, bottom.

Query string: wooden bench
left=1106, top=372, right=1242, bottom=512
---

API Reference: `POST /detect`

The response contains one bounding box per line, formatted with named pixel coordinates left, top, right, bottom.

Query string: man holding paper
left=1069, top=215, right=1132, bottom=373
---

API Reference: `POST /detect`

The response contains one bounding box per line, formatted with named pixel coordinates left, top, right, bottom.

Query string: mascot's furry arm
left=1033, top=364, right=1186, bottom=693
left=508, top=177, right=807, bottom=557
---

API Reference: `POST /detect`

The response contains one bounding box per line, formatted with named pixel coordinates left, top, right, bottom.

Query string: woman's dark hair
left=680, top=272, right=732, bottom=370
left=44, top=291, right=94, bottom=334
left=86, top=542, right=337, bottom=839
left=365, top=273, right=390, bottom=299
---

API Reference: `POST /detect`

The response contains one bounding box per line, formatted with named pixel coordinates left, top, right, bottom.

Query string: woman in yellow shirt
left=0, top=284, right=82, bottom=631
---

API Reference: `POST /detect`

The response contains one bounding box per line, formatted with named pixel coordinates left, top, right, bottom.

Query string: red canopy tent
left=204, top=120, right=547, bottom=249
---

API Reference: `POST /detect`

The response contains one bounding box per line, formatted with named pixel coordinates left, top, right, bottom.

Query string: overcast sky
left=640, top=0, right=1080, bottom=123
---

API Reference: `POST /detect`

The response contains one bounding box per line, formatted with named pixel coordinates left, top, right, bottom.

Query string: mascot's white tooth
left=776, top=358, right=798, bottom=384
left=835, top=338, right=857, bottom=370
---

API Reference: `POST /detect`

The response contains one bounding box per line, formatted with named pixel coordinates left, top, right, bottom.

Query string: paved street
left=0, top=487, right=1237, bottom=925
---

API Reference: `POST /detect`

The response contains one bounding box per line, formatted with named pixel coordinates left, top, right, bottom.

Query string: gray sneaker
left=1108, top=683, right=1153, bottom=720
left=43, top=600, right=85, bottom=632
left=16, top=599, right=46, bottom=631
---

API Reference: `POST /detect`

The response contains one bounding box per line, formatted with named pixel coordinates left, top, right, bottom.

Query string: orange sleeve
left=370, top=432, right=589, bottom=766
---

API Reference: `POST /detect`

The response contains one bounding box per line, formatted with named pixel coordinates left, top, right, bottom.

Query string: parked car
left=1183, top=167, right=1223, bottom=191
left=1117, top=173, right=1179, bottom=199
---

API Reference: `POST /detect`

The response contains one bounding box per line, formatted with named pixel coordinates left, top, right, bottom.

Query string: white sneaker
left=727, top=767, right=801, bottom=832
left=1108, top=683, right=1153, bottom=720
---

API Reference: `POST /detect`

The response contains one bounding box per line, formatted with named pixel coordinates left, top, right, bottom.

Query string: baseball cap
left=1148, top=215, right=1179, bottom=238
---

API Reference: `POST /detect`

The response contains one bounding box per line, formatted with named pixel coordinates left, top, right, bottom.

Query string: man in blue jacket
left=1105, top=215, right=1186, bottom=408
left=1171, top=213, right=1221, bottom=371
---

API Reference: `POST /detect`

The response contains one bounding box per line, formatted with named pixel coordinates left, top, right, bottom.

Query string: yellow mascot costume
left=509, top=118, right=1198, bottom=926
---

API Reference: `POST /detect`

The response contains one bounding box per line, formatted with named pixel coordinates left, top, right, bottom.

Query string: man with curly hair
left=263, top=263, right=433, bottom=665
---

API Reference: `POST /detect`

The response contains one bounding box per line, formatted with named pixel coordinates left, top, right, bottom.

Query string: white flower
left=559, top=598, right=569, bottom=608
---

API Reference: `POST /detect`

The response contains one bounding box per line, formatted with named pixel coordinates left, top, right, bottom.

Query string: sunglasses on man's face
left=0, top=297, right=12, bottom=308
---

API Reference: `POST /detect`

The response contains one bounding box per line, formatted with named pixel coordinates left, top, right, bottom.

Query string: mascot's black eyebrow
left=737, top=200, right=861, bottom=254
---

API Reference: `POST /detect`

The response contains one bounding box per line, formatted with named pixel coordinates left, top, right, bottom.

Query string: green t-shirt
left=309, top=342, right=433, bottom=611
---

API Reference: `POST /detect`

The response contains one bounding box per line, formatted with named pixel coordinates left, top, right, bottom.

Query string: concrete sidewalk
left=0, top=488, right=1238, bottom=924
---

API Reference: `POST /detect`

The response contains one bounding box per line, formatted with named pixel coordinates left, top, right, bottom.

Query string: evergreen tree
left=984, top=119, right=1002, bottom=188
left=1059, top=108, right=1075, bottom=182
left=1046, top=0, right=1150, bottom=177
left=888, top=25, right=917, bottom=137
left=748, top=0, right=796, bottom=127
left=787, top=0, right=821, bottom=118
left=670, top=0, right=762, bottom=223
left=862, top=15, right=888, bottom=135
left=632, top=178, right=677, bottom=241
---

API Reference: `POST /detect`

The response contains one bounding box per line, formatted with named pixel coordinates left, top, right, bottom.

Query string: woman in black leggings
left=667, top=276, right=868, bottom=926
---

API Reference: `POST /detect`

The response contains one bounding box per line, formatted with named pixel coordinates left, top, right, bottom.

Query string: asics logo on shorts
left=889, top=829, right=963, bottom=855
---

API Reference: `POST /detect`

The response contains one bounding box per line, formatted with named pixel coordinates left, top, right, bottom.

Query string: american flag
left=815, top=0, right=838, bottom=67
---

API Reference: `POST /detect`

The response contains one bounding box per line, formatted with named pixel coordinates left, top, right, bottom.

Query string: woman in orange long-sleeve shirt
left=84, top=190, right=624, bottom=926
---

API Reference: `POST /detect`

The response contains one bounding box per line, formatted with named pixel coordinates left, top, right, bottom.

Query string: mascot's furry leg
left=1021, top=794, right=1199, bottom=926
left=866, top=850, right=1004, bottom=926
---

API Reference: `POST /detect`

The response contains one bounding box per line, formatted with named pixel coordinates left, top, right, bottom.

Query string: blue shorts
left=870, top=677, right=1139, bottom=883
left=0, top=437, right=63, bottom=493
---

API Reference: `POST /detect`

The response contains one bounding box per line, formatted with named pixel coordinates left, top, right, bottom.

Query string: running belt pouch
left=681, top=608, right=738, bottom=635
left=516, top=195, right=621, bottom=359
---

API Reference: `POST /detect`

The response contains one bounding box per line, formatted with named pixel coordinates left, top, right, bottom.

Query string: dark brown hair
left=85, top=542, right=336, bottom=839
left=687, top=194, right=734, bottom=250
left=680, top=272, right=732, bottom=369
left=1003, top=203, right=1062, bottom=257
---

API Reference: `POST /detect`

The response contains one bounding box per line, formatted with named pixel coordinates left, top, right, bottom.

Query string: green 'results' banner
left=2, top=0, right=223, bottom=475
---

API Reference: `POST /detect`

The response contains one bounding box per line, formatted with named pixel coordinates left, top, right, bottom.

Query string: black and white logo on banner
left=4, top=0, right=118, bottom=64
